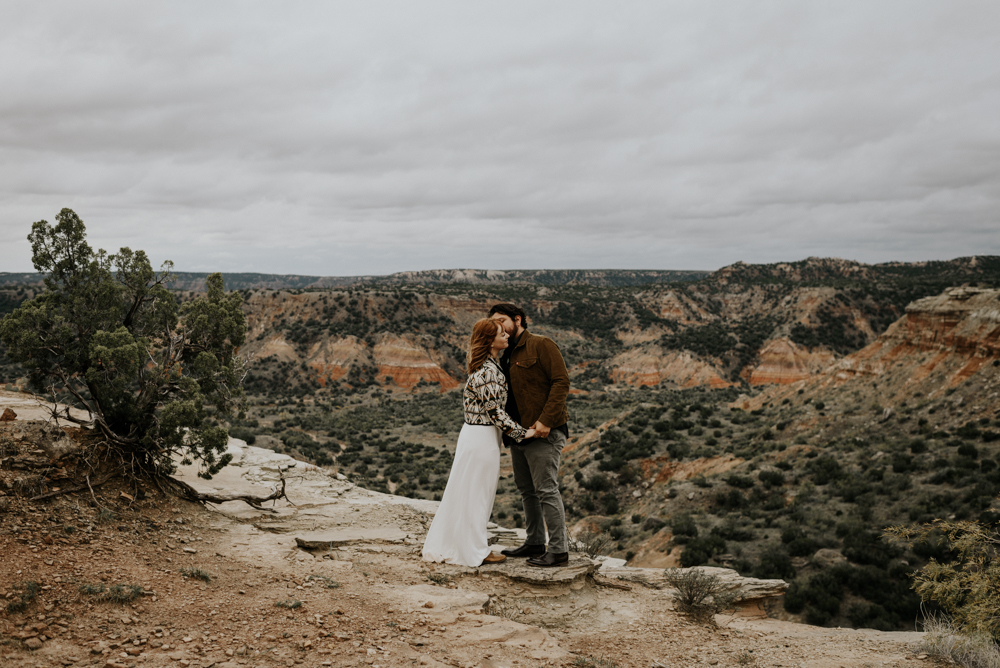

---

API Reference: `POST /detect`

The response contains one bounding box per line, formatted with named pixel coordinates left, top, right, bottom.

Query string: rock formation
left=742, top=338, right=836, bottom=385
left=609, top=347, right=732, bottom=388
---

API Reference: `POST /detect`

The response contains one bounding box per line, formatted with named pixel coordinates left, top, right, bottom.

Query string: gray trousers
left=510, top=428, right=569, bottom=554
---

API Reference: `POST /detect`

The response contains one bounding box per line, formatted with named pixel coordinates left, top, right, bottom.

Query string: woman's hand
left=524, top=428, right=536, bottom=440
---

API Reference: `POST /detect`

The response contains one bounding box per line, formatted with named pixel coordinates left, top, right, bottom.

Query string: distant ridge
left=0, top=268, right=710, bottom=291
left=3, top=255, right=997, bottom=291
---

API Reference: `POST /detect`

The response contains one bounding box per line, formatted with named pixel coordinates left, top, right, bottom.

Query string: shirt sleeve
left=477, top=367, right=528, bottom=441
left=536, top=337, right=571, bottom=428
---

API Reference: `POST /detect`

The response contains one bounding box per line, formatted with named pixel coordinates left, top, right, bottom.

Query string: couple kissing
left=422, top=303, right=571, bottom=568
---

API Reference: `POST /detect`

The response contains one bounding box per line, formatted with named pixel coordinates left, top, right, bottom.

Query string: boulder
left=813, top=548, right=847, bottom=568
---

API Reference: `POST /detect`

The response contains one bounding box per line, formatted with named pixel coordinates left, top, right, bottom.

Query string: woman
left=422, top=318, right=535, bottom=567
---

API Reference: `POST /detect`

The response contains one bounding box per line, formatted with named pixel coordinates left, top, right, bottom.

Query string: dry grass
left=918, top=615, right=1000, bottom=668
left=574, top=529, right=612, bottom=558
left=485, top=596, right=522, bottom=620
left=179, top=567, right=212, bottom=582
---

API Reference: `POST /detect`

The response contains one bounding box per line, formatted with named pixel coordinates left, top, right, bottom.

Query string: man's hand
left=532, top=421, right=551, bottom=439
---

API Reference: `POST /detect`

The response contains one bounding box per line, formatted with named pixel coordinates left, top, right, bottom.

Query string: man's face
left=490, top=313, right=519, bottom=337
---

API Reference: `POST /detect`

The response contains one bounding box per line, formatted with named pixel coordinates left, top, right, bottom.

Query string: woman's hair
left=467, top=318, right=501, bottom=374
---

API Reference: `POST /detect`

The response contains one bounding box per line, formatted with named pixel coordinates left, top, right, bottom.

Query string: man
left=489, top=303, right=571, bottom=567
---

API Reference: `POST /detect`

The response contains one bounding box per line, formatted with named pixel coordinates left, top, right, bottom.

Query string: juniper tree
left=0, top=208, right=247, bottom=480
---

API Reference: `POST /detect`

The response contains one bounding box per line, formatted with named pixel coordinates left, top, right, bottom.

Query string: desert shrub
left=274, top=599, right=302, bottom=609
left=807, top=455, right=845, bottom=485
left=671, top=514, right=698, bottom=538
left=780, top=528, right=819, bottom=557
left=836, top=479, right=873, bottom=503
left=574, top=529, right=612, bottom=558
left=602, top=493, right=620, bottom=514
left=5, top=581, right=40, bottom=613
left=103, top=584, right=144, bottom=604
left=725, top=474, right=755, bottom=489
left=667, top=442, right=690, bottom=459
left=892, top=454, right=914, bottom=473
left=957, top=423, right=981, bottom=440
left=228, top=426, right=256, bottom=445
left=679, top=535, right=726, bottom=567
left=80, top=583, right=143, bottom=604
left=839, top=523, right=901, bottom=568
left=597, top=456, right=627, bottom=473
left=179, top=568, right=212, bottom=582
left=664, top=568, right=737, bottom=622
left=758, top=470, right=785, bottom=488
left=958, top=443, right=980, bottom=459
left=886, top=518, right=1000, bottom=641
left=617, top=465, right=639, bottom=486
left=581, top=473, right=612, bottom=492
left=784, top=567, right=846, bottom=625
left=754, top=547, right=796, bottom=580
left=712, top=522, right=754, bottom=542
left=305, top=574, right=340, bottom=589
left=714, top=488, right=745, bottom=511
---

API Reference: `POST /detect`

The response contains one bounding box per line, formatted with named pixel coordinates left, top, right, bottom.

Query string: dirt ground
left=0, top=409, right=935, bottom=668
left=0, top=483, right=937, bottom=668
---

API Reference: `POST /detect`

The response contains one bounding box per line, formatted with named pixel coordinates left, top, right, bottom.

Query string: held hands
left=531, top=421, right=551, bottom=439
left=524, top=428, right=536, bottom=440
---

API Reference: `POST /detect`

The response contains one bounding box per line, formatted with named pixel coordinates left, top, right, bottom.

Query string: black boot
left=526, top=552, right=569, bottom=567
left=501, top=543, right=546, bottom=558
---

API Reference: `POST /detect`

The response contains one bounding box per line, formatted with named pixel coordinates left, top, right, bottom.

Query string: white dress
left=422, top=358, right=527, bottom=567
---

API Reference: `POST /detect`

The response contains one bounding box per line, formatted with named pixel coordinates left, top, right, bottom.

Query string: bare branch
left=159, top=468, right=293, bottom=512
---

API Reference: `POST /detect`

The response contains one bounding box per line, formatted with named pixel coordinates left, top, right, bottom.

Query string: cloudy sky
left=1, top=2, right=998, bottom=276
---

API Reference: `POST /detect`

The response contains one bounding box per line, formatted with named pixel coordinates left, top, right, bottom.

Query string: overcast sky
left=1, top=2, right=998, bottom=276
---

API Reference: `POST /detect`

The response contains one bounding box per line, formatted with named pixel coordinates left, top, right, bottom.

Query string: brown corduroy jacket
left=507, top=330, right=570, bottom=429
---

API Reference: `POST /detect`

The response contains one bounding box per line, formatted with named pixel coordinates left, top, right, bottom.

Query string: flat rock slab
left=392, top=584, right=490, bottom=612
left=295, top=527, right=410, bottom=548
left=482, top=557, right=596, bottom=586
left=599, top=565, right=787, bottom=600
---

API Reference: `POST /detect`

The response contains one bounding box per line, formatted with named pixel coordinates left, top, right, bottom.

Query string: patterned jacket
left=464, top=358, right=528, bottom=442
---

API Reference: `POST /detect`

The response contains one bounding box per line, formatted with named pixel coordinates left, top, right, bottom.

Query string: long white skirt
left=422, top=423, right=501, bottom=567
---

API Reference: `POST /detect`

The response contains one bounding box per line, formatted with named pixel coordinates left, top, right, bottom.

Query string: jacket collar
left=513, top=329, right=532, bottom=350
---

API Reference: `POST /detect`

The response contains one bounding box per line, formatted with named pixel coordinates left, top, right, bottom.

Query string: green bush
left=758, top=470, right=785, bottom=488
left=679, top=535, right=727, bottom=567
left=580, top=473, right=611, bottom=492
left=725, top=474, right=755, bottom=489
left=664, top=568, right=737, bottom=622
left=671, top=514, right=698, bottom=538
left=886, top=518, right=1000, bottom=640
left=754, top=547, right=796, bottom=580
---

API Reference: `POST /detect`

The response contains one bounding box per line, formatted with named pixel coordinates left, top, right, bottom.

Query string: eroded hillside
left=3, top=256, right=1000, bottom=635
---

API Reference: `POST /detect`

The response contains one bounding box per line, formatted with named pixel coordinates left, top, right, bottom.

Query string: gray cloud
left=1, top=1, right=999, bottom=275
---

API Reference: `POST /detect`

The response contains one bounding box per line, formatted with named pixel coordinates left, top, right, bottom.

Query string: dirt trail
left=1, top=420, right=929, bottom=668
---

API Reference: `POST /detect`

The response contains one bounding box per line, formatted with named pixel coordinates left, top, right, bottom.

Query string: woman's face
left=491, top=323, right=509, bottom=353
